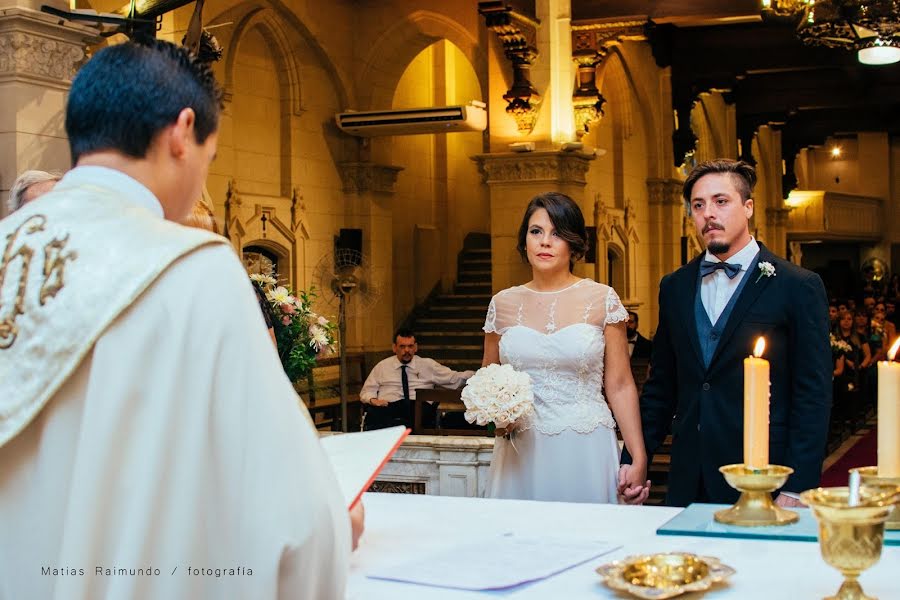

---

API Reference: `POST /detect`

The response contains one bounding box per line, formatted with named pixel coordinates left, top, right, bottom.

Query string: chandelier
left=761, top=0, right=900, bottom=65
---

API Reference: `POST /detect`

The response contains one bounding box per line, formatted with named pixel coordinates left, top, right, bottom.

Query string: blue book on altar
left=657, top=503, right=900, bottom=546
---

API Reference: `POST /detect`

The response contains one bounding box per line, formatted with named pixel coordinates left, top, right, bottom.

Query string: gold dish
left=596, top=552, right=735, bottom=599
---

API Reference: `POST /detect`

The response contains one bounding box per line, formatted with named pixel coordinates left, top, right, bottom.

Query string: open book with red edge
left=320, top=425, right=410, bottom=509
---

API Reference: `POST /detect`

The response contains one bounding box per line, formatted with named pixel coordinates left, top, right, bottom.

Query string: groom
left=620, top=159, right=831, bottom=507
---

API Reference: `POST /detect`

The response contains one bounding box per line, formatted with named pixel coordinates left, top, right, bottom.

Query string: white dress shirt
left=359, top=355, right=474, bottom=404
left=700, top=237, right=760, bottom=325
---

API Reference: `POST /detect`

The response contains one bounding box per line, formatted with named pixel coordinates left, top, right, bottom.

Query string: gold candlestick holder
left=801, top=484, right=900, bottom=600
left=714, top=464, right=799, bottom=526
left=851, top=467, right=900, bottom=530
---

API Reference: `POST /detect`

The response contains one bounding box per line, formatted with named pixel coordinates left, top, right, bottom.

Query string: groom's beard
left=708, top=241, right=730, bottom=255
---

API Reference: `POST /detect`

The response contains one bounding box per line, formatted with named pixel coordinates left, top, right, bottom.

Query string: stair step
left=416, top=333, right=484, bottom=345
left=458, top=273, right=491, bottom=284
left=456, top=283, right=491, bottom=294
left=419, top=344, right=482, bottom=352
left=425, top=308, right=487, bottom=319
left=434, top=294, right=491, bottom=307
left=435, top=358, right=481, bottom=369
left=460, top=259, right=492, bottom=267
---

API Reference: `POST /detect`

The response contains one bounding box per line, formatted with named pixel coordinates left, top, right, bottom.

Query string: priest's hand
left=350, top=502, right=365, bottom=551
left=775, top=493, right=804, bottom=508
left=617, top=465, right=651, bottom=505
left=366, top=398, right=389, bottom=407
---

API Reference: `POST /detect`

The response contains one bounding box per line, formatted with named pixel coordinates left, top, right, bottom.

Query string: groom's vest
left=694, top=253, right=760, bottom=369
left=0, top=182, right=228, bottom=447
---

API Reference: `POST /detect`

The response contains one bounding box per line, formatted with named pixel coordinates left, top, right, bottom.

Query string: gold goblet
left=801, top=485, right=900, bottom=600
left=851, top=467, right=900, bottom=530
left=714, top=464, right=799, bottom=526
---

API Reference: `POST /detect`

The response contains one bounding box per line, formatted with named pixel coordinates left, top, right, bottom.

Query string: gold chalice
left=851, top=467, right=900, bottom=530
left=714, top=464, right=799, bottom=526
left=801, top=485, right=900, bottom=600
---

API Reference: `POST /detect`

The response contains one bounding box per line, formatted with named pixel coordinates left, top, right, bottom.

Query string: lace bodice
left=483, top=279, right=628, bottom=435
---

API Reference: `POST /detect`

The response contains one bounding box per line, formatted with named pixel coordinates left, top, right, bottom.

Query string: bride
left=481, top=192, right=650, bottom=504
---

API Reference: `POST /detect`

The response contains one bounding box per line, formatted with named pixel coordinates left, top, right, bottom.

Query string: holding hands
left=617, top=464, right=651, bottom=505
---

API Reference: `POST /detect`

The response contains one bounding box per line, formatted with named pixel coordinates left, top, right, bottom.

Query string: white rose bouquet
left=461, top=363, right=534, bottom=447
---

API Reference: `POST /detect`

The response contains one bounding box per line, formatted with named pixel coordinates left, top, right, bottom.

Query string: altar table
left=347, top=493, right=900, bottom=599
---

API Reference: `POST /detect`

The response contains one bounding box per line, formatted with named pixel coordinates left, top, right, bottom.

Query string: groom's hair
left=682, top=159, right=757, bottom=209
left=66, top=39, right=222, bottom=164
left=516, top=192, right=588, bottom=268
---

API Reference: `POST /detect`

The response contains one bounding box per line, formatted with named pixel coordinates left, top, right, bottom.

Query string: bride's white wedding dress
left=482, top=278, right=628, bottom=503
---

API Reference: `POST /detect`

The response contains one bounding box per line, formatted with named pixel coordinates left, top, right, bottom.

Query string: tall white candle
left=878, top=338, right=900, bottom=478
left=744, top=337, right=770, bottom=470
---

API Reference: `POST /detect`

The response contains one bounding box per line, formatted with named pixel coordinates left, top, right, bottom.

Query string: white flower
left=317, top=315, right=329, bottom=326
left=461, top=363, right=534, bottom=429
left=266, top=286, right=291, bottom=304
left=308, top=324, right=330, bottom=351
left=250, top=273, right=277, bottom=286
left=755, top=261, right=776, bottom=283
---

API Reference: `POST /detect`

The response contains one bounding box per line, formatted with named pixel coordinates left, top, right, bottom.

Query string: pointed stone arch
left=209, top=2, right=351, bottom=112
left=359, top=10, right=487, bottom=111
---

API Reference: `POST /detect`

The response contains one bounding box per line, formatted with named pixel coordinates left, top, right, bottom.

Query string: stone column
left=338, top=162, right=402, bottom=350
left=646, top=177, right=686, bottom=327
left=0, top=8, right=96, bottom=216
left=765, top=207, right=791, bottom=259
left=472, top=150, right=595, bottom=293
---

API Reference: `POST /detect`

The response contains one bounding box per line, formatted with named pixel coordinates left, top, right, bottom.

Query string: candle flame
left=889, top=337, right=900, bottom=361
left=753, top=337, right=766, bottom=358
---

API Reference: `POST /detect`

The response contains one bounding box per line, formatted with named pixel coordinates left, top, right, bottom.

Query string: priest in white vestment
left=0, top=40, right=354, bottom=599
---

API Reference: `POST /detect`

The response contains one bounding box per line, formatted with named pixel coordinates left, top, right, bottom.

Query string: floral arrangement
left=830, top=333, right=852, bottom=356
left=461, top=363, right=534, bottom=439
left=250, top=273, right=337, bottom=381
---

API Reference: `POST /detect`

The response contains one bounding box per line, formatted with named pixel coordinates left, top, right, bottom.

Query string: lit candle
left=744, top=337, right=770, bottom=470
left=878, top=338, right=900, bottom=477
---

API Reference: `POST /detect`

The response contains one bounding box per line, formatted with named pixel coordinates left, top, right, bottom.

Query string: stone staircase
left=410, top=234, right=491, bottom=372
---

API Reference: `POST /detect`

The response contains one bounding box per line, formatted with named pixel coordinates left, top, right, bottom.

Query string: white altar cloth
left=348, top=493, right=900, bottom=599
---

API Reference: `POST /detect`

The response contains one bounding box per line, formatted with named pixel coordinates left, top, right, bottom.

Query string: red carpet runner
left=820, top=427, right=878, bottom=487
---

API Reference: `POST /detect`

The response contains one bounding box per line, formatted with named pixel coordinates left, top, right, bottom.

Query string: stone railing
left=785, top=191, right=883, bottom=241
left=371, top=435, right=494, bottom=498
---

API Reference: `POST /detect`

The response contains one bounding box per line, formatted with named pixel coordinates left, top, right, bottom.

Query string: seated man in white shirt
left=360, top=327, right=475, bottom=430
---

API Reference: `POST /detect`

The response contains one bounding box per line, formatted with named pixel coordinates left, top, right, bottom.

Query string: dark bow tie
left=700, top=260, right=741, bottom=279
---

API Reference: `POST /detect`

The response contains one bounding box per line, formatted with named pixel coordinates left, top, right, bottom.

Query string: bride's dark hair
left=516, top=192, right=588, bottom=269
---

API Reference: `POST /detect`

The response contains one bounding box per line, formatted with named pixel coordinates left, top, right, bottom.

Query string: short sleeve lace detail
left=483, top=297, right=498, bottom=333
left=604, top=286, right=628, bottom=326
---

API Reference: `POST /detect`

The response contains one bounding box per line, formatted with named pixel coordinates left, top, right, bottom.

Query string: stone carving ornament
left=0, top=31, right=85, bottom=81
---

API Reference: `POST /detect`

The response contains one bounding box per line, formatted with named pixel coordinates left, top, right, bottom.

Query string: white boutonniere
left=755, top=261, right=776, bottom=283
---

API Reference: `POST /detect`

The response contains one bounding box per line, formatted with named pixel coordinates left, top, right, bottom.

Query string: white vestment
left=0, top=167, right=350, bottom=599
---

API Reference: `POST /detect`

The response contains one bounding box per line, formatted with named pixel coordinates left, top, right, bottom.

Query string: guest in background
left=863, top=295, right=876, bottom=316
left=5, top=169, right=61, bottom=214
left=885, top=299, right=897, bottom=328
left=626, top=311, right=652, bottom=361
left=360, top=328, right=474, bottom=431
left=828, top=301, right=840, bottom=330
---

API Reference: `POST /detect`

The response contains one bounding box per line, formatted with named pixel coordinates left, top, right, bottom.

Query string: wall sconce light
left=830, top=145, right=842, bottom=158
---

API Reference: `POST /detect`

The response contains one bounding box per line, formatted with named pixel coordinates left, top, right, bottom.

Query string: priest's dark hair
left=65, top=39, right=223, bottom=164
left=516, top=192, right=588, bottom=269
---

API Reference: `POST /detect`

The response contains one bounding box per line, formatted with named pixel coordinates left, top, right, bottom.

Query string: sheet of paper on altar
left=366, top=535, right=620, bottom=591
left=320, top=425, right=409, bottom=509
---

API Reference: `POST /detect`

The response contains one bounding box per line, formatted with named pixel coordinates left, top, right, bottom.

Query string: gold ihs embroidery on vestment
left=0, top=215, right=77, bottom=349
